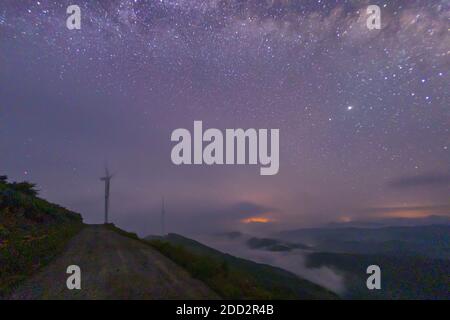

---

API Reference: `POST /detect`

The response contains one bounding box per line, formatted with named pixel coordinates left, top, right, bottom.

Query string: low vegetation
left=148, top=239, right=275, bottom=299
left=0, top=175, right=83, bottom=297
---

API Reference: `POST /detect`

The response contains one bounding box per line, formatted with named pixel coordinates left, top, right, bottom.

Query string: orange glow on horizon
left=369, top=203, right=448, bottom=219
left=380, top=210, right=431, bottom=218
left=338, top=216, right=352, bottom=222
left=241, top=216, right=274, bottom=224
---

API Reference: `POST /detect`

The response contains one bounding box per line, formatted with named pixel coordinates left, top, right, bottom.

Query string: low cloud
left=194, top=234, right=346, bottom=295
left=389, top=173, right=450, bottom=189
left=359, top=204, right=450, bottom=215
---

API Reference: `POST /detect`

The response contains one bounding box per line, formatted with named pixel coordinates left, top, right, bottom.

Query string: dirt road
left=9, top=225, right=219, bottom=299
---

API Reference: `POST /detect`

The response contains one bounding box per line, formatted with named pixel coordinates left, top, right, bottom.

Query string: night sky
left=1, top=0, right=449, bottom=236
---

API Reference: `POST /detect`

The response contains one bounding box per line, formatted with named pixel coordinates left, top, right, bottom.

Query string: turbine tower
left=161, top=196, right=165, bottom=236
left=100, top=167, right=113, bottom=224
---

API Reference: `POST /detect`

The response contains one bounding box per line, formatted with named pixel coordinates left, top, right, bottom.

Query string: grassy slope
left=0, top=179, right=83, bottom=297
left=145, top=233, right=339, bottom=300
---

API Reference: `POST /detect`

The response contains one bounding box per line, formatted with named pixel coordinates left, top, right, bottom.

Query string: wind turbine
left=100, top=166, right=114, bottom=224
left=161, top=196, right=166, bottom=236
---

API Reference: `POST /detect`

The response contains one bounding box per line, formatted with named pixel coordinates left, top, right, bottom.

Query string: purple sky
left=1, top=0, right=449, bottom=236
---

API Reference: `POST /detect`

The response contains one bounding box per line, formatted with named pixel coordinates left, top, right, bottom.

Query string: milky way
left=0, top=0, right=449, bottom=235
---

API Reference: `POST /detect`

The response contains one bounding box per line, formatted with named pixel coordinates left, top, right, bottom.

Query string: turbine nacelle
left=100, top=167, right=115, bottom=181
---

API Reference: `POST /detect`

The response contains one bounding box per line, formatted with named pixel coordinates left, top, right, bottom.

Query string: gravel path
left=9, top=225, right=219, bottom=299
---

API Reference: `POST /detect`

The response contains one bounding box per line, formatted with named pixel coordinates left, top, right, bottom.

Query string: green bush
left=0, top=175, right=84, bottom=297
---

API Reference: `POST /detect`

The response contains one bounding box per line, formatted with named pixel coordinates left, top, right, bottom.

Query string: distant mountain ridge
left=325, top=215, right=450, bottom=228
left=276, top=224, right=450, bottom=260
left=246, top=237, right=311, bottom=252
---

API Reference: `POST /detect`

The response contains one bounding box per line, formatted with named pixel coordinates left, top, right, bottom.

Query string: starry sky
left=1, top=0, right=449, bottom=236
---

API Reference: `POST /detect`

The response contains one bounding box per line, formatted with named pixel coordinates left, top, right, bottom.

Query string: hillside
left=0, top=176, right=83, bottom=297
left=1, top=175, right=336, bottom=300
left=145, top=233, right=339, bottom=300
left=4, top=174, right=444, bottom=300
left=0, top=176, right=217, bottom=299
